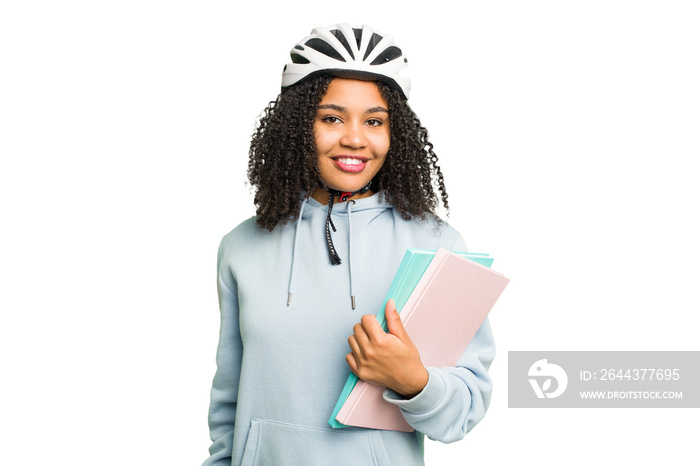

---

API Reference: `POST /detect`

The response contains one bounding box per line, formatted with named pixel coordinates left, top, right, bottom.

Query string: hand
left=346, top=299, right=429, bottom=398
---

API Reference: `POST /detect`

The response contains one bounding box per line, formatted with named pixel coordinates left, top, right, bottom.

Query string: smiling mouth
left=332, top=156, right=368, bottom=173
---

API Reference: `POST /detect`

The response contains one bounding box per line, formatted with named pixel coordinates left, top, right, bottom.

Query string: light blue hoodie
left=204, top=193, right=495, bottom=466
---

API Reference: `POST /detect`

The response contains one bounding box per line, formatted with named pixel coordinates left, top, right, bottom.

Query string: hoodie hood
left=288, top=193, right=394, bottom=309
left=302, top=191, right=394, bottom=217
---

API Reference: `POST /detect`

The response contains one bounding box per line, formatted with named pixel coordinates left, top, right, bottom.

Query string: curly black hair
left=247, top=74, right=449, bottom=231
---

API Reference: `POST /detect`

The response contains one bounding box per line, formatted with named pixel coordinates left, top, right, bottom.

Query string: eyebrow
left=317, top=104, right=389, bottom=114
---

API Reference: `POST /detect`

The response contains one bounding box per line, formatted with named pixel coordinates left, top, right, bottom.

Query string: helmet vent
left=352, top=28, right=363, bottom=49
left=290, top=53, right=310, bottom=64
left=370, top=46, right=402, bottom=65
left=362, top=33, right=384, bottom=61
left=305, top=38, right=346, bottom=62
left=330, top=29, right=355, bottom=60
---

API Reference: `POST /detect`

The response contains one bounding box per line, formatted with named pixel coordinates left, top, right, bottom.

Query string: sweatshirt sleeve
left=203, top=241, right=243, bottom=466
left=381, top=232, right=496, bottom=443
left=382, top=319, right=495, bottom=443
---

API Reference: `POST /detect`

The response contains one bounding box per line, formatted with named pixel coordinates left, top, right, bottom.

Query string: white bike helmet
left=281, top=23, right=411, bottom=99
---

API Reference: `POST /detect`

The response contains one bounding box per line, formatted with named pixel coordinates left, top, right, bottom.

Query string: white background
left=1, top=1, right=698, bottom=464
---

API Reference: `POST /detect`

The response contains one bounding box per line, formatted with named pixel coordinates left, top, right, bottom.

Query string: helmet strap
left=324, top=182, right=372, bottom=266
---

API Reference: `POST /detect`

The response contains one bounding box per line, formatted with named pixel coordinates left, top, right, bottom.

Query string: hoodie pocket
left=240, top=418, right=391, bottom=466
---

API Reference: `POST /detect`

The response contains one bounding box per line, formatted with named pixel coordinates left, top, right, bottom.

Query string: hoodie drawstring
left=287, top=198, right=308, bottom=307
left=325, top=193, right=342, bottom=266
left=347, top=200, right=356, bottom=309
left=289, top=189, right=370, bottom=309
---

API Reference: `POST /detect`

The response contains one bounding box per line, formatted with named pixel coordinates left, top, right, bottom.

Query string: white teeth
left=336, top=158, right=363, bottom=165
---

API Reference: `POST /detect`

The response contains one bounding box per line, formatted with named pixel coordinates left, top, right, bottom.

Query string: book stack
left=329, top=248, right=509, bottom=431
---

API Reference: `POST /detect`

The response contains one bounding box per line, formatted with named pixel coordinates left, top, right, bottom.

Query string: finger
left=360, top=314, right=384, bottom=342
left=353, top=321, right=371, bottom=348
left=385, top=299, right=408, bottom=339
left=345, top=352, right=359, bottom=375
left=347, top=334, right=362, bottom=359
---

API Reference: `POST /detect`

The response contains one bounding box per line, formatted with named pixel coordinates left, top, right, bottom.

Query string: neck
left=311, top=188, right=374, bottom=205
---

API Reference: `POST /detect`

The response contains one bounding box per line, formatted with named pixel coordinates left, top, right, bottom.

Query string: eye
left=320, top=115, right=342, bottom=124
left=365, top=118, right=384, bottom=127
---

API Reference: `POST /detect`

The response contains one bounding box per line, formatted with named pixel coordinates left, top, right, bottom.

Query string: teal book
left=328, top=248, right=495, bottom=429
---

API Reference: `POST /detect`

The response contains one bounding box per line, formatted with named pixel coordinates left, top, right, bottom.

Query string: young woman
left=204, top=24, right=495, bottom=466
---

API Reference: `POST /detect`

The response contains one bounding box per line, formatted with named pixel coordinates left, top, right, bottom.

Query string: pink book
left=335, top=248, right=509, bottom=431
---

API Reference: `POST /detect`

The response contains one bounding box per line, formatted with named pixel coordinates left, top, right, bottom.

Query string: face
left=313, top=78, right=390, bottom=201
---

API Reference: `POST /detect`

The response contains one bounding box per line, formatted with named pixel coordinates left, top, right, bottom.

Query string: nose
left=340, top=121, right=367, bottom=149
